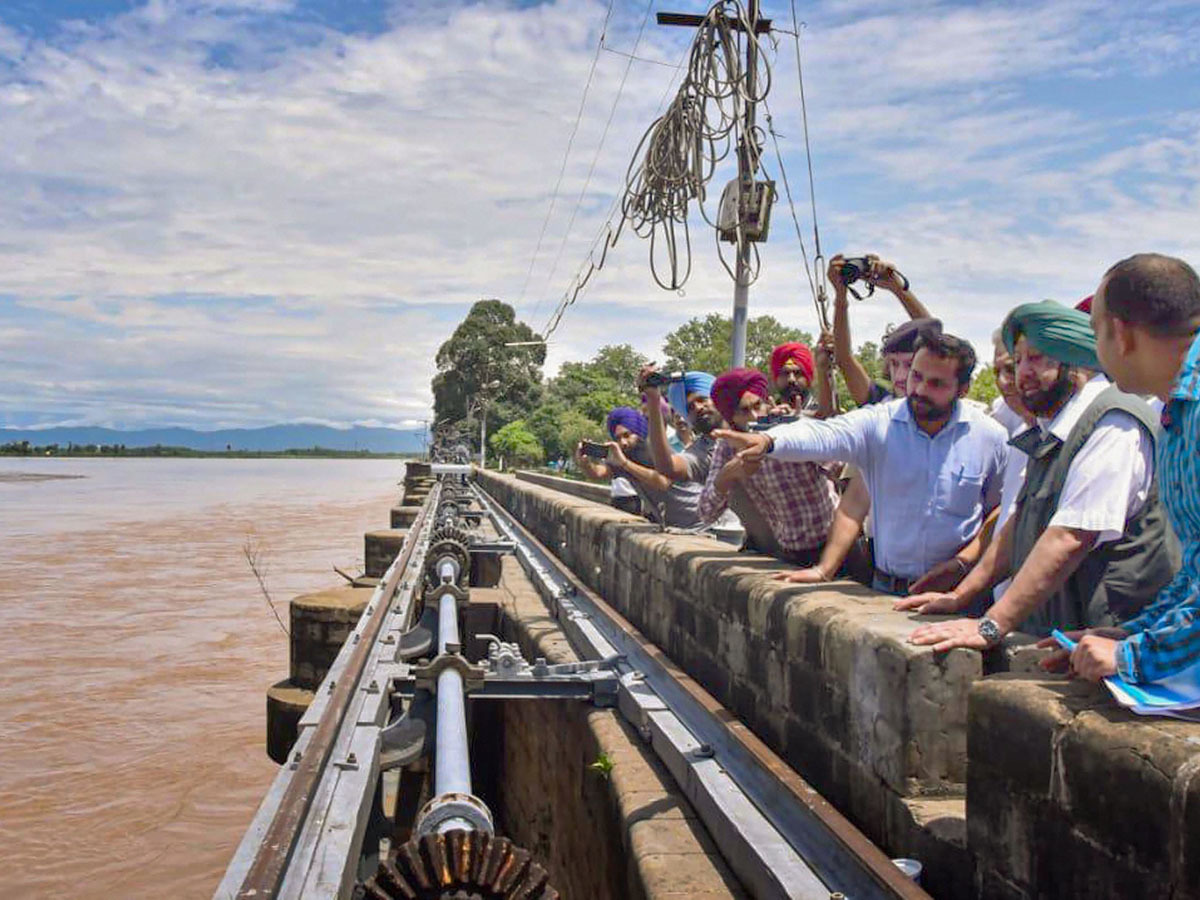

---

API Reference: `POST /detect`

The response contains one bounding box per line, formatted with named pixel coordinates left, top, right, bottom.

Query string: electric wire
left=762, top=100, right=819, bottom=321
left=790, top=1, right=826, bottom=312
left=518, top=0, right=616, bottom=316
left=543, top=0, right=657, bottom=291
left=542, top=0, right=773, bottom=340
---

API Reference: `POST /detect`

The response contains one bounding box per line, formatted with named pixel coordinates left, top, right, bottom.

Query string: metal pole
left=479, top=401, right=486, bottom=470
left=434, top=590, right=472, bottom=825
left=730, top=0, right=759, bottom=369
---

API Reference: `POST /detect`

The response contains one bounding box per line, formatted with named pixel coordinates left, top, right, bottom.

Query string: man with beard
left=640, top=366, right=783, bottom=554
left=714, top=333, right=1008, bottom=594
left=699, top=368, right=837, bottom=565
left=768, top=341, right=834, bottom=417
left=575, top=406, right=703, bottom=529
left=903, top=330, right=1040, bottom=597
left=899, top=300, right=1178, bottom=651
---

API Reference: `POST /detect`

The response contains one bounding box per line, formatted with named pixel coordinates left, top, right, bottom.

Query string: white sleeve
left=1047, top=411, right=1153, bottom=544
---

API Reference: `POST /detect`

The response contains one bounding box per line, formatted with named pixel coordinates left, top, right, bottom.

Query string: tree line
left=431, top=300, right=999, bottom=468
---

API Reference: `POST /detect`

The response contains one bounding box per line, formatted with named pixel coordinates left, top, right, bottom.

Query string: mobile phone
left=580, top=440, right=610, bottom=460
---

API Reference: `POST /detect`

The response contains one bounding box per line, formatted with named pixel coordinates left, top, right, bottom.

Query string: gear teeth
left=360, top=831, right=559, bottom=900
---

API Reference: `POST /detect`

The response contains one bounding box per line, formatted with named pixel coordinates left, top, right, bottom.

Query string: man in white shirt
left=900, top=300, right=1178, bottom=651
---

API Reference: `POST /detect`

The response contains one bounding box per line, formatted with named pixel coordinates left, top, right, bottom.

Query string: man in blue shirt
left=715, top=332, right=1009, bottom=594
left=1041, top=253, right=1200, bottom=685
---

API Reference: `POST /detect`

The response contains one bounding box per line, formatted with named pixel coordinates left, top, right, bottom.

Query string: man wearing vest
left=1041, top=254, right=1200, bottom=686
left=899, top=300, right=1178, bottom=651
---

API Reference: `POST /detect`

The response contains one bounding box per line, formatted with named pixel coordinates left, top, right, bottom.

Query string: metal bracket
left=411, top=653, right=487, bottom=693
left=379, top=689, right=436, bottom=770
left=397, top=604, right=438, bottom=661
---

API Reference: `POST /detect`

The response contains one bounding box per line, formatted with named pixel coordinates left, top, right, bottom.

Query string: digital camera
left=839, top=256, right=874, bottom=285
left=642, top=370, right=686, bottom=389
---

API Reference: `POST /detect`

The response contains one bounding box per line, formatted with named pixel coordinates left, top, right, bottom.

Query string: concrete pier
left=364, top=528, right=407, bottom=579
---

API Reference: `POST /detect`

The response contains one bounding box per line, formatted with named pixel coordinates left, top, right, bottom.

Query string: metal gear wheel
left=360, top=830, right=559, bottom=900
left=425, top=526, right=471, bottom=586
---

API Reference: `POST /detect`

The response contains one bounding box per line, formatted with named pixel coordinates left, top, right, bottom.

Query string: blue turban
left=666, top=371, right=716, bottom=418
left=1002, top=300, right=1098, bottom=369
left=606, top=406, right=648, bottom=439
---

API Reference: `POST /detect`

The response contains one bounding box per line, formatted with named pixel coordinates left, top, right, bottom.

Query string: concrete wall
left=516, top=469, right=612, bottom=504
left=477, top=470, right=1200, bottom=900
left=485, top=553, right=744, bottom=900
left=478, top=469, right=974, bottom=897
left=969, top=676, right=1200, bottom=899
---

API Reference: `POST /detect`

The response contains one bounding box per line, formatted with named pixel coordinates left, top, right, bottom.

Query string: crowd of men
left=573, top=252, right=1200, bottom=692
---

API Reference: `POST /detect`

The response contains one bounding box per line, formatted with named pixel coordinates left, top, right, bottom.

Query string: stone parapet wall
left=969, top=676, right=1200, bottom=899
left=516, top=469, right=612, bottom=504
left=476, top=469, right=1200, bottom=900
left=477, top=470, right=975, bottom=896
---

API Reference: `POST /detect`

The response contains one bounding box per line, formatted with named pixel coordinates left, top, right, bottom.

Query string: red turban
left=769, top=342, right=814, bottom=382
left=711, top=368, right=770, bottom=423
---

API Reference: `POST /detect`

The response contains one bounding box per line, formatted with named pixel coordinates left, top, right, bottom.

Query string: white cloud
left=0, top=0, right=1198, bottom=428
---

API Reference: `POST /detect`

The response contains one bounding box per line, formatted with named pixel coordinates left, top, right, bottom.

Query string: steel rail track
left=472, top=480, right=929, bottom=900
left=218, top=483, right=443, bottom=899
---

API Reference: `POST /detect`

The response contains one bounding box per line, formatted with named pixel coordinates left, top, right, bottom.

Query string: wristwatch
left=977, top=617, right=1003, bottom=647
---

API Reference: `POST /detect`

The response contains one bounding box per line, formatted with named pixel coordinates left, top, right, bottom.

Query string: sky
left=1, top=0, right=1198, bottom=430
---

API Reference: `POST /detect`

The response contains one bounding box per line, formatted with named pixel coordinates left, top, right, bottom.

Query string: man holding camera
left=574, top=406, right=703, bottom=529
left=825, top=254, right=939, bottom=406
left=715, top=334, right=1008, bottom=594
left=638, top=365, right=781, bottom=552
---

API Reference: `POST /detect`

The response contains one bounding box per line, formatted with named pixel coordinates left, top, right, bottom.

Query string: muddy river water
left=0, top=458, right=402, bottom=898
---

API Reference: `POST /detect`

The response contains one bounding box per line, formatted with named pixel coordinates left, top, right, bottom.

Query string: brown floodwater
left=0, top=458, right=403, bottom=899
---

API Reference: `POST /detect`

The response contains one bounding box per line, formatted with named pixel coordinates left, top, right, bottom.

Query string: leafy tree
left=432, top=299, right=545, bottom=450
left=488, top=420, right=544, bottom=469
left=661, top=313, right=813, bottom=375
left=549, top=344, right=648, bottom=410
left=558, top=409, right=607, bottom=456
left=968, top=364, right=999, bottom=406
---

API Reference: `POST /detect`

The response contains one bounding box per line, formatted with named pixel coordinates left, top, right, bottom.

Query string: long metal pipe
left=433, top=589, right=473, bottom=825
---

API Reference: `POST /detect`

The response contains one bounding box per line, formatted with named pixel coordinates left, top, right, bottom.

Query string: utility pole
left=658, top=4, right=769, bottom=369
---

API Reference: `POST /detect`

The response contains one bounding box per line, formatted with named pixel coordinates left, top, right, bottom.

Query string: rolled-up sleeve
left=698, top=439, right=732, bottom=524
left=1117, top=595, right=1200, bottom=683
left=767, top=405, right=874, bottom=469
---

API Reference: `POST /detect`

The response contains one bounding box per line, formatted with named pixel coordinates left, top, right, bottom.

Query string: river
left=0, top=458, right=404, bottom=899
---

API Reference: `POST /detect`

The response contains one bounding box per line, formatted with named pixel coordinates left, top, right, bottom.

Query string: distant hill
left=0, top=424, right=425, bottom=454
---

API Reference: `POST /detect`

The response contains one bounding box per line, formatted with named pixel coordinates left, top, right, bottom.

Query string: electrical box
left=717, top=177, right=775, bottom=243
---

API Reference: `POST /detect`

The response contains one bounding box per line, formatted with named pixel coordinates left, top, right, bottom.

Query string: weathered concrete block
left=364, top=528, right=407, bottom=578
left=390, top=506, right=418, bottom=529
left=288, top=585, right=373, bottom=688
left=969, top=675, right=1200, bottom=900
left=399, top=489, right=429, bottom=507
left=266, top=678, right=314, bottom=764
left=403, top=461, right=431, bottom=480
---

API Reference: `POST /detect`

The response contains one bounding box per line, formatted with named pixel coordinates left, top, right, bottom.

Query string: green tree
left=549, top=344, right=648, bottom=410
left=661, top=313, right=814, bottom=375
left=431, top=299, right=546, bottom=451
left=488, top=420, right=544, bottom=469
left=968, top=364, right=999, bottom=406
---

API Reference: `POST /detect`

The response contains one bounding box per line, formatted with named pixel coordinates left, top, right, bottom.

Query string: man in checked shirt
left=698, top=368, right=837, bottom=567
left=1039, top=253, right=1200, bottom=688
